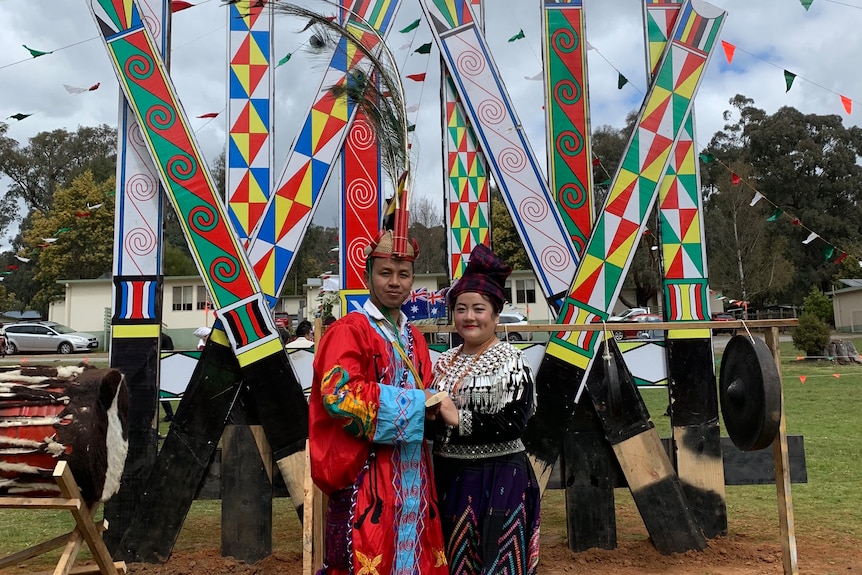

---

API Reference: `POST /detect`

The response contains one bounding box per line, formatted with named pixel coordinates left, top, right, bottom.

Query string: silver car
left=4, top=321, right=99, bottom=354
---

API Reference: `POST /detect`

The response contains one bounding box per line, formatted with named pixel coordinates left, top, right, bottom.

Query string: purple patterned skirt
left=433, top=451, right=540, bottom=575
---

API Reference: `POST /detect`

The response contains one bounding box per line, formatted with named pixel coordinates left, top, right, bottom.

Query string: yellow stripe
left=668, top=328, right=710, bottom=340
left=211, top=328, right=231, bottom=347
left=113, top=324, right=160, bottom=338
left=237, top=339, right=284, bottom=367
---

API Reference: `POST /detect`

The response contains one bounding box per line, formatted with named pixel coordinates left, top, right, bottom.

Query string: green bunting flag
left=414, top=42, right=432, bottom=54
left=599, top=178, right=612, bottom=187
left=800, top=0, right=813, bottom=10
left=822, top=245, right=834, bottom=261
left=407, top=123, right=416, bottom=132
left=8, top=113, right=31, bottom=121
left=699, top=152, right=716, bottom=163
left=56, top=227, right=72, bottom=234
left=766, top=209, right=783, bottom=222
left=400, top=19, right=420, bottom=33
left=784, top=70, right=796, bottom=92
left=617, top=73, right=629, bottom=89
left=276, top=53, right=292, bottom=67
left=23, top=44, right=52, bottom=58
left=508, top=29, right=525, bottom=42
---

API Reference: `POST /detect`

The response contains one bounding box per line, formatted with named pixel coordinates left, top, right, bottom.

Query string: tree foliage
left=0, top=125, right=116, bottom=238
left=489, top=187, right=530, bottom=271
left=801, top=286, right=834, bottom=327
left=22, top=171, right=115, bottom=314
left=703, top=95, right=862, bottom=305
left=409, top=195, right=446, bottom=275
left=792, top=312, right=831, bottom=357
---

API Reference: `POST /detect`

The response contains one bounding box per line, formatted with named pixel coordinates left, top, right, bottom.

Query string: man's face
left=365, top=257, right=414, bottom=310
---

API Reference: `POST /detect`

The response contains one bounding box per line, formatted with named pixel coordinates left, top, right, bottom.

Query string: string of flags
left=698, top=152, right=860, bottom=267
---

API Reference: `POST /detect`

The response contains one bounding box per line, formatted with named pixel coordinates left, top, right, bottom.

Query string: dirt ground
left=121, top=531, right=862, bottom=575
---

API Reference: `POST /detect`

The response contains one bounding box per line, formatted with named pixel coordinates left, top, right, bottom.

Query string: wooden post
left=764, top=327, right=799, bottom=575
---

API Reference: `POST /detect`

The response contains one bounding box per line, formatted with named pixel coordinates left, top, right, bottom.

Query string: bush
left=802, top=286, right=833, bottom=326
left=792, top=312, right=831, bottom=357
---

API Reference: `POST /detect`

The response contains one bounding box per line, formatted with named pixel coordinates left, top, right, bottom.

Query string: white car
left=4, top=321, right=99, bottom=354
left=608, top=307, right=650, bottom=322
left=497, top=312, right=531, bottom=341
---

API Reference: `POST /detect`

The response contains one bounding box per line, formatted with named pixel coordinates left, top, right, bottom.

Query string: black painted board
left=589, top=340, right=706, bottom=554
left=104, top=336, right=160, bottom=554
left=523, top=353, right=583, bottom=477
left=221, top=424, right=272, bottom=563
left=560, top=399, right=617, bottom=552
left=116, top=337, right=243, bottom=562
left=667, top=338, right=728, bottom=538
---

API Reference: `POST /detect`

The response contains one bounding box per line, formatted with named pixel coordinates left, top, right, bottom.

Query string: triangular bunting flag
left=414, top=42, right=432, bottom=54
left=524, top=71, right=542, bottom=81
left=197, top=112, right=219, bottom=118
left=699, top=152, right=716, bottom=163
left=721, top=40, right=735, bottom=64
left=749, top=191, right=763, bottom=206
left=784, top=70, right=796, bottom=92
left=835, top=252, right=848, bottom=264
left=823, top=245, right=834, bottom=260
left=617, top=73, right=628, bottom=89
left=803, top=231, right=818, bottom=244
left=508, top=29, right=525, bottom=42
left=800, top=0, right=813, bottom=10
left=400, top=19, right=420, bottom=33
left=8, top=113, right=31, bottom=121
left=172, top=1, right=193, bottom=12
left=276, top=53, right=292, bottom=67
left=64, top=84, right=88, bottom=95
left=766, top=209, right=783, bottom=222
left=23, top=45, right=52, bottom=58
left=840, top=95, right=852, bottom=114
left=731, top=173, right=741, bottom=185
left=406, top=73, right=427, bottom=82
left=799, top=375, right=806, bottom=383
left=14, top=255, right=30, bottom=263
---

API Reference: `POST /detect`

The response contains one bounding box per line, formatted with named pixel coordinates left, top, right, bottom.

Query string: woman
left=432, top=244, right=540, bottom=575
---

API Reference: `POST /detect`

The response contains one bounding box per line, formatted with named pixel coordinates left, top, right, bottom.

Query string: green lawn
left=2, top=334, right=861, bottom=570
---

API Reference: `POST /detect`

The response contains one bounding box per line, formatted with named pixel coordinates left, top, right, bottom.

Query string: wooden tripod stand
left=0, top=461, right=126, bottom=575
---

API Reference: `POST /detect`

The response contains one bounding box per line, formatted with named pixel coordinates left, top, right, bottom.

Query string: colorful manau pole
left=246, top=0, right=403, bottom=309
left=338, top=0, right=403, bottom=310
left=102, top=0, right=169, bottom=555
left=645, top=0, right=728, bottom=539
left=444, top=0, right=490, bottom=280
left=86, top=0, right=307, bottom=562
left=543, top=0, right=594, bottom=257
left=418, top=0, right=577, bottom=307
left=226, top=1, right=273, bottom=244
left=523, top=0, right=726, bottom=555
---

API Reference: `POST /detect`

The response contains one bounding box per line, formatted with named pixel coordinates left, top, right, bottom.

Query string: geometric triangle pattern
left=546, top=2, right=725, bottom=371
left=445, top=68, right=489, bottom=280
left=647, top=2, right=711, bottom=328
left=544, top=5, right=593, bottom=258
left=227, top=1, right=272, bottom=244
left=246, top=0, right=402, bottom=303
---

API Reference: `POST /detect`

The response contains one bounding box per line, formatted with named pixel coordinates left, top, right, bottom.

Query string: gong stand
left=0, top=461, right=126, bottom=575
left=719, top=328, right=798, bottom=575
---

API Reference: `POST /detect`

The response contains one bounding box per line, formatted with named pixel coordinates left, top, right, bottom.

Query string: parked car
left=498, top=311, right=532, bottom=341
left=3, top=321, right=99, bottom=354
left=608, top=307, right=651, bottom=322
left=711, top=313, right=737, bottom=335
left=611, top=313, right=664, bottom=341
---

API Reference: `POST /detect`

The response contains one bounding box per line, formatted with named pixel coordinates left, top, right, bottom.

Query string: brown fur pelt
left=0, top=365, right=129, bottom=502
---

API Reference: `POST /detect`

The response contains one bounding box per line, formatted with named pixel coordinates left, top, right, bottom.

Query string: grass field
left=2, top=334, right=861, bottom=570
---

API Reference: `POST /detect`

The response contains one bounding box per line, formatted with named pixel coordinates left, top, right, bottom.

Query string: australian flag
left=401, top=287, right=447, bottom=321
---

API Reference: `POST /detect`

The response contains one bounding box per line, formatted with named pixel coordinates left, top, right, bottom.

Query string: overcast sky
left=2, top=0, right=861, bottom=248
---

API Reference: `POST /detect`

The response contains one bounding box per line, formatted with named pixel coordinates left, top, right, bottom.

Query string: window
left=503, top=281, right=513, bottom=305
left=515, top=279, right=536, bottom=304
left=196, top=286, right=212, bottom=311
left=172, top=286, right=194, bottom=311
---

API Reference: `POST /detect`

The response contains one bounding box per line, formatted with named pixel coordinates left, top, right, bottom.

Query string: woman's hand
left=437, top=395, right=460, bottom=427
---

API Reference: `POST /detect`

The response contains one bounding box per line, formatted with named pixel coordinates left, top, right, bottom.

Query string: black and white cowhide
left=0, top=365, right=129, bottom=502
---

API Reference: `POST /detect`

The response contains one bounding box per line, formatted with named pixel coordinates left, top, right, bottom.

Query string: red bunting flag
left=197, top=112, right=220, bottom=118
left=76, top=211, right=91, bottom=218
left=799, top=375, right=806, bottom=383
left=792, top=218, right=800, bottom=226
left=833, top=373, right=841, bottom=378
left=835, top=252, right=848, bottom=264
left=6, top=265, right=18, bottom=271
left=840, top=95, right=852, bottom=114
left=591, top=158, right=600, bottom=166
left=731, top=173, right=741, bottom=185
left=721, top=40, right=735, bottom=64
left=406, top=73, right=427, bottom=82
left=172, top=1, right=193, bottom=12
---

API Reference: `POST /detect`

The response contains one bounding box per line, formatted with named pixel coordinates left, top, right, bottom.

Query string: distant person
left=284, top=320, right=314, bottom=349
left=193, top=326, right=211, bottom=351
left=0, top=323, right=6, bottom=357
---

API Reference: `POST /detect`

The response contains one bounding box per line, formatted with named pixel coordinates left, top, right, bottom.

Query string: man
left=310, top=229, right=457, bottom=575
left=285, top=320, right=314, bottom=349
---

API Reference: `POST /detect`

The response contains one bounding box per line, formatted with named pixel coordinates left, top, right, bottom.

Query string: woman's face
left=453, top=292, right=499, bottom=350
